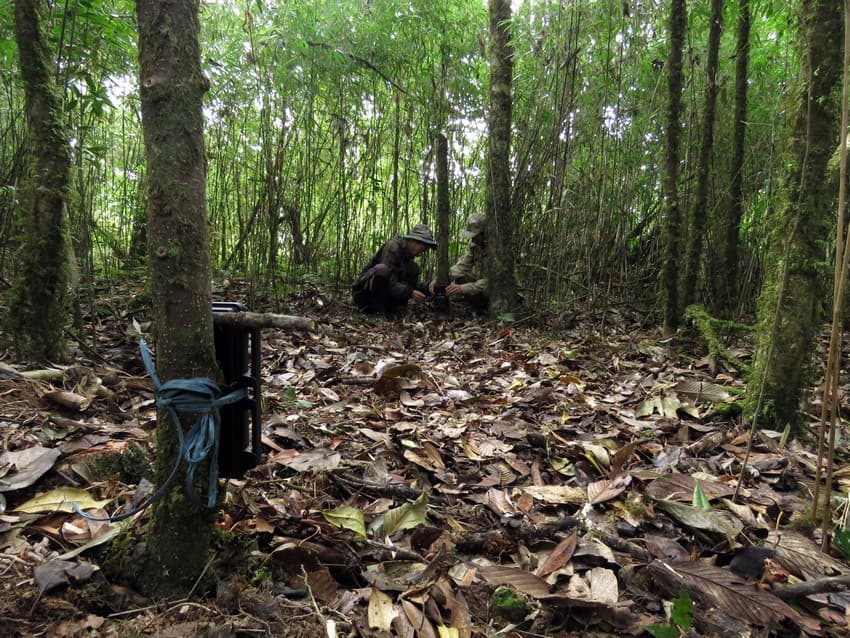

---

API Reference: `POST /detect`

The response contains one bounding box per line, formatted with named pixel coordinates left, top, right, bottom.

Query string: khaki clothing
left=352, top=236, right=429, bottom=314
left=450, top=244, right=487, bottom=296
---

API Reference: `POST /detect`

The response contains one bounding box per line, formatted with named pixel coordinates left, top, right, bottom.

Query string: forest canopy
left=0, top=0, right=799, bottom=313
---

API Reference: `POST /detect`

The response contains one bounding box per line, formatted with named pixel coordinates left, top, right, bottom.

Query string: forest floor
left=1, top=282, right=849, bottom=638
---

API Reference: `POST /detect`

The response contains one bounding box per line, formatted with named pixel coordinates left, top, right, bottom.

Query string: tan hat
left=403, top=224, right=437, bottom=247
left=461, top=213, right=486, bottom=238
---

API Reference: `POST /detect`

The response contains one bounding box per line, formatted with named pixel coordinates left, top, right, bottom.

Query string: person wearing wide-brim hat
left=352, top=224, right=437, bottom=317
left=430, top=213, right=489, bottom=314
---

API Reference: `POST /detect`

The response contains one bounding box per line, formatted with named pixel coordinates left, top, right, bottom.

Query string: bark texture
left=487, top=0, right=519, bottom=318
left=721, top=0, right=750, bottom=316
left=747, top=0, right=843, bottom=430
left=662, top=0, right=686, bottom=334
left=683, top=0, right=723, bottom=309
left=7, top=0, right=71, bottom=362
left=136, top=0, right=217, bottom=595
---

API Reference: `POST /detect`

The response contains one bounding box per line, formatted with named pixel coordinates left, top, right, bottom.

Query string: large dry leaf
left=281, top=448, right=341, bottom=472
left=0, top=446, right=62, bottom=492
left=536, top=532, right=578, bottom=578
left=653, top=499, right=743, bottom=536
left=368, top=587, right=397, bottom=630
left=305, top=566, right=339, bottom=602
left=586, top=473, right=631, bottom=504
left=516, top=485, right=586, bottom=505
left=645, top=474, right=736, bottom=502
left=674, top=380, right=732, bottom=403
left=476, top=564, right=550, bottom=599
left=401, top=599, right=437, bottom=638
left=647, top=560, right=804, bottom=629
left=587, top=566, right=619, bottom=605
left=767, top=530, right=848, bottom=576
left=14, top=487, right=109, bottom=514
left=34, top=559, right=97, bottom=594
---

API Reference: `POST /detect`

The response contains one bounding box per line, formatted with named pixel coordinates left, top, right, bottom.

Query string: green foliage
left=0, top=0, right=814, bottom=316
left=645, top=591, right=694, bottom=638
left=87, top=443, right=154, bottom=484
left=491, top=586, right=531, bottom=622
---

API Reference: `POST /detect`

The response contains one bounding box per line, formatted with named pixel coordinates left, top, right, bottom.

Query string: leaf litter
left=0, top=292, right=848, bottom=637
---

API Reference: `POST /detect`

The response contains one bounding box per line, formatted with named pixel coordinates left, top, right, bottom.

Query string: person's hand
left=446, top=284, right=462, bottom=296
left=428, top=280, right=437, bottom=294
left=411, top=290, right=427, bottom=303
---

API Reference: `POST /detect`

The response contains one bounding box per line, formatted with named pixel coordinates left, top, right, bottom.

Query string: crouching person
left=352, top=224, right=437, bottom=317
left=439, top=213, right=489, bottom=315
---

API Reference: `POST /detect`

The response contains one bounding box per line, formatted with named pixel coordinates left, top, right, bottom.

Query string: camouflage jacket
left=449, top=243, right=487, bottom=295
left=353, top=236, right=429, bottom=301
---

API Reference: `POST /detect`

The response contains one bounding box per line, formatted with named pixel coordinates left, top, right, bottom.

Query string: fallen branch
left=773, top=573, right=850, bottom=600
left=212, top=311, right=315, bottom=332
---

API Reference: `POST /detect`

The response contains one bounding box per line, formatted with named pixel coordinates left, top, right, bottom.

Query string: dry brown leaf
left=644, top=534, right=690, bottom=562
left=305, top=567, right=338, bottom=603
left=647, top=560, right=805, bottom=629
left=536, top=532, right=578, bottom=578
left=768, top=530, right=849, bottom=577
left=401, top=599, right=437, bottom=638
left=586, top=473, right=631, bottom=504
left=476, top=564, right=551, bottom=599
left=645, top=474, right=735, bottom=502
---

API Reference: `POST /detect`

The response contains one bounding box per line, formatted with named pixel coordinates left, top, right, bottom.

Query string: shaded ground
left=1, top=285, right=849, bottom=637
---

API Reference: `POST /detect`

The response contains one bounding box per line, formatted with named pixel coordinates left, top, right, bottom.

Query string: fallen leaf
left=0, top=446, right=61, bottom=492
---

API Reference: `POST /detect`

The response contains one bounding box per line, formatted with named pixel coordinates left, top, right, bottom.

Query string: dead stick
left=213, top=311, right=315, bottom=331
left=773, top=573, right=850, bottom=600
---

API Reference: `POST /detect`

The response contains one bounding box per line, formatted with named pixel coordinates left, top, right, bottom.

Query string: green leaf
left=295, top=399, right=314, bottom=409
left=833, top=528, right=850, bottom=558
left=322, top=505, right=366, bottom=538
left=671, top=590, right=694, bottom=630
left=381, top=492, right=428, bottom=536
left=14, top=487, right=110, bottom=514
left=644, top=623, right=680, bottom=638
left=692, top=480, right=711, bottom=510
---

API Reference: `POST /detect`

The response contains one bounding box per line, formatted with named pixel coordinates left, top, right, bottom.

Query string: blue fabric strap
left=75, top=338, right=247, bottom=521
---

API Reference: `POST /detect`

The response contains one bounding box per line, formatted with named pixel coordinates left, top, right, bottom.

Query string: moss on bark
left=746, top=0, right=842, bottom=433
left=136, top=0, right=218, bottom=597
left=5, top=0, right=71, bottom=362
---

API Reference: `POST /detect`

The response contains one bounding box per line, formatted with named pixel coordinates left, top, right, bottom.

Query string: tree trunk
left=435, top=133, right=450, bottom=286
left=747, top=0, right=843, bottom=431
left=662, top=0, right=686, bottom=335
left=683, top=0, right=724, bottom=309
left=6, top=0, right=71, bottom=362
left=136, top=0, right=217, bottom=596
left=487, top=0, right=519, bottom=318
left=721, top=0, right=750, bottom=317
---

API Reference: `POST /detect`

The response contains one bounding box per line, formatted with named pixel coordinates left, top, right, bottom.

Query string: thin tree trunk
left=722, top=0, right=750, bottom=317
left=136, top=0, right=218, bottom=596
left=7, top=0, right=71, bottom=362
left=683, top=0, right=724, bottom=309
left=487, top=0, right=519, bottom=318
left=436, top=133, right=450, bottom=286
left=662, top=0, right=687, bottom=334
left=747, top=0, right=843, bottom=431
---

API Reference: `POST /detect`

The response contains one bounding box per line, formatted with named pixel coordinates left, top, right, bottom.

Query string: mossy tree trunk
left=747, top=0, right=842, bottom=432
left=661, top=0, right=686, bottom=335
left=487, top=0, right=519, bottom=318
left=683, top=0, right=723, bottom=310
left=719, top=0, right=750, bottom=317
left=136, top=0, right=218, bottom=596
left=6, top=0, right=71, bottom=362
